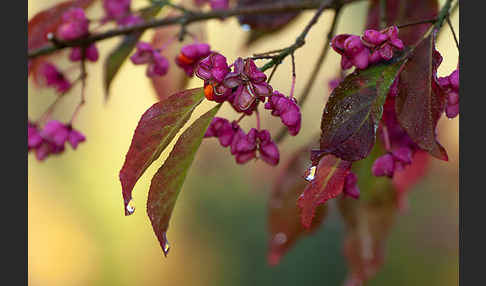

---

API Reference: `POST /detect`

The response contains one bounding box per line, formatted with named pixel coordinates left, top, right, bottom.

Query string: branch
left=274, top=5, right=342, bottom=143
left=259, top=0, right=341, bottom=72
left=28, top=0, right=333, bottom=59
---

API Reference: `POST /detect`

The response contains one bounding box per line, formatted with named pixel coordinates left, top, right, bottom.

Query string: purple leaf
left=317, top=59, right=407, bottom=162
left=395, top=33, right=448, bottom=161
left=119, top=88, right=205, bottom=215
left=147, top=104, right=221, bottom=257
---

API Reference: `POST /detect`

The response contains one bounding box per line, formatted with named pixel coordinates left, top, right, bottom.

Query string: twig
left=396, top=18, right=437, bottom=29
left=70, top=49, right=88, bottom=125
left=259, top=0, right=340, bottom=72
left=266, top=64, right=279, bottom=84
left=446, top=16, right=459, bottom=51
left=29, top=0, right=347, bottom=59
left=274, top=5, right=342, bottom=143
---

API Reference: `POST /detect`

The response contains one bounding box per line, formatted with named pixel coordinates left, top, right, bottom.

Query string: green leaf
left=119, top=88, right=205, bottom=215
left=316, top=58, right=407, bottom=162
left=147, top=104, right=221, bottom=257
left=103, top=6, right=162, bottom=100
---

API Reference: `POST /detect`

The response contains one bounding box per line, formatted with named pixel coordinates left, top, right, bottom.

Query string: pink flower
left=68, top=128, right=86, bottom=149
left=56, top=8, right=89, bottom=41
left=28, top=121, right=43, bottom=151
left=41, top=63, right=71, bottom=93
left=372, top=153, right=395, bottom=177
left=69, top=44, right=99, bottom=62
left=146, top=53, right=169, bottom=77
left=196, top=52, right=230, bottom=83
left=264, top=91, right=301, bottom=136
left=223, top=58, right=273, bottom=111
left=438, top=68, right=460, bottom=118
left=331, top=26, right=404, bottom=70
left=176, top=43, right=211, bottom=77
left=29, top=120, right=86, bottom=161
left=130, top=42, right=170, bottom=77
left=257, top=130, right=279, bottom=166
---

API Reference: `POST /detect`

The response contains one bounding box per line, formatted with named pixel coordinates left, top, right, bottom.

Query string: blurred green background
left=28, top=0, right=459, bottom=285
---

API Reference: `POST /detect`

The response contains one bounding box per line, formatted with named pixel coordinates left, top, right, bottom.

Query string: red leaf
left=267, top=144, right=328, bottom=266
left=119, top=88, right=205, bottom=215
left=396, top=33, right=448, bottom=161
left=28, top=0, right=95, bottom=83
left=147, top=104, right=221, bottom=256
left=298, top=155, right=351, bottom=229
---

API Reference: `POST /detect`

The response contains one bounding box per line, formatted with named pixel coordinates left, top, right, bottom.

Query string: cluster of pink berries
left=102, top=0, right=142, bottom=27
left=331, top=26, right=404, bottom=70
left=130, top=42, right=170, bottom=77
left=28, top=120, right=85, bottom=161
left=205, top=118, right=280, bottom=165
left=149, top=42, right=302, bottom=165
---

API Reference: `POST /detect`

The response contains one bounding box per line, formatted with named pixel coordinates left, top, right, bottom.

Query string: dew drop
left=162, top=232, right=171, bottom=257
left=304, top=166, right=317, bottom=182
left=273, top=232, right=287, bottom=245
left=126, top=204, right=135, bottom=215
left=241, top=24, right=251, bottom=31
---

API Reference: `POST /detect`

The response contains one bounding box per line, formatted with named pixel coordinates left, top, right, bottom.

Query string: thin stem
left=446, top=16, right=459, bottom=51
left=266, top=64, right=279, bottom=84
left=235, top=113, right=246, bottom=123
left=70, top=52, right=87, bottom=125
left=259, top=0, right=340, bottom=72
left=289, top=53, right=296, bottom=99
left=255, top=109, right=261, bottom=130
left=396, top=18, right=436, bottom=29
left=29, top=0, right=350, bottom=59
left=38, top=95, right=64, bottom=126
left=274, top=5, right=342, bottom=143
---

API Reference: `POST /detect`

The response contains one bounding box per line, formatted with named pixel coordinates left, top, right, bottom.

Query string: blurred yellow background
left=28, top=0, right=458, bottom=285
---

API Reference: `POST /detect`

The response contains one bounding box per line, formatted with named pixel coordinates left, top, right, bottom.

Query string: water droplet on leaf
left=273, top=232, right=287, bottom=245
left=126, top=204, right=135, bottom=215
left=241, top=24, right=251, bottom=31
left=304, top=166, right=317, bottom=182
left=162, top=232, right=171, bottom=257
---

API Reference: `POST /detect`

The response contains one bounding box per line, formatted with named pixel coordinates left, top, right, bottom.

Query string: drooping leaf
left=150, top=2, right=207, bottom=101
left=147, top=104, right=221, bottom=257
left=236, top=0, right=300, bottom=47
left=267, top=143, right=328, bottom=266
left=316, top=59, right=407, bottom=162
left=395, top=33, right=448, bottom=161
left=28, top=0, right=95, bottom=84
left=298, top=154, right=351, bottom=229
left=103, top=6, right=162, bottom=100
left=338, top=142, right=397, bottom=285
left=119, top=88, right=205, bottom=215
left=338, top=188, right=397, bottom=286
